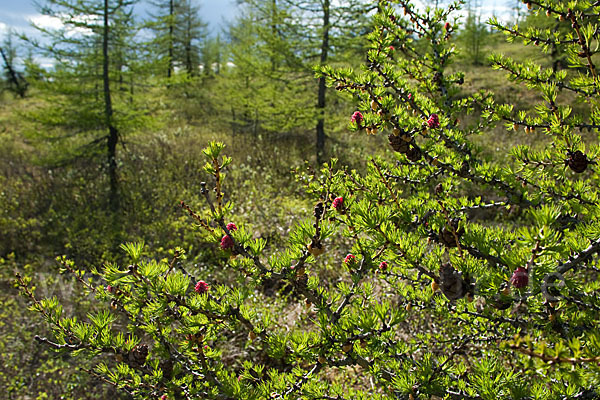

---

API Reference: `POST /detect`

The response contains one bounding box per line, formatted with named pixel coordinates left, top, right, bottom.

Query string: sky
left=0, top=0, right=519, bottom=37
left=0, top=0, right=518, bottom=62
left=0, top=0, right=239, bottom=39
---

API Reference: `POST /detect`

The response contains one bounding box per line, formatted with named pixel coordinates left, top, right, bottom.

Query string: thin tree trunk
left=168, top=0, right=174, bottom=78
left=103, top=0, right=119, bottom=210
left=0, top=46, right=27, bottom=98
left=185, top=25, right=192, bottom=75
left=129, top=69, right=134, bottom=104
left=271, top=0, right=277, bottom=72
left=215, top=42, right=221, bottom=74
left=186, top=44, right=192, bottom=75
left=316, top=0, right=330, bottom=165
left=231, top=106, right=237, bottom=136
left=185, top=2, right=192, bottom=75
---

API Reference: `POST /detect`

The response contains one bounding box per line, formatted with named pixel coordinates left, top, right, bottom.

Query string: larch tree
left=26, top=0, right=139, bottom=210
left=457, top=0, right=490, bottom=65
left=219, top=0, right=313, bottom=137
left=174, top=0, right=208, bottom=76
left=0, top=31, right=28, bottom=98
left=221, top=0, right=374, bottom=162
left=200, top=33, right=223, bottom=76
left=287, top=0, right=376, bottom=164
left=149, top=0, right=208, bottom=78
left=148, top=0, right=176, bottom=78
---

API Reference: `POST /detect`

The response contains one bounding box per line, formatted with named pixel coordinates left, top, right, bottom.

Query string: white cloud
left=408, top=1, right=518, bottom=24
left=37, top=56, right=55, bottom=69
left=29, top=14, right=63, bottom=30
left=28, top=13, right=96, bottom=37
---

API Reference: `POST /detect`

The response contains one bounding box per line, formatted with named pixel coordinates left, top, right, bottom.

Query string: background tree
left=457, top=0, right=490, bottom=65
left=510, top=0, right=526, bottom=23
left=148, top=0, right=176, bottom=78
left=200, top=33, right=223, bottom=76
left=174, top=0, right=208, bottom=76
left=0, top=31, right=28, bottom=97
left=25, top=0, right=140, bottom=210
left=292, top=0, right=375, bottom=164
left=149, top=0, right=208, bottom=79
left=217, top=0, right=313, bottom=137
left=220, top=0, right=374, bottom=163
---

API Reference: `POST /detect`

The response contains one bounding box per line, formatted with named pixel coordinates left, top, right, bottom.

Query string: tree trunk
left=0, top=46, right=27, bottom=98
left=185, top=3, right=193, bottom=76
left=168, top=0, right=174, bottom=78
left=316, top=0, right=330, bottom=165
left=271, top=0, right=277, bottom=72
left=103, top=0, right=119, bottom=210
left=186, top=43, right=192, bottom=75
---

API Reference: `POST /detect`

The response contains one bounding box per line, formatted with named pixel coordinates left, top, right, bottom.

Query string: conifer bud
left=307, top=241, right=325, bottom=257
left=510, top=267, right=529, bottom=288
left=567, top=150, right=589, bottom=173
left=332, top=196, right=344, bottom=212
left=194, top=280, right=209, bottom=294
left=439, top=263, right=469, bottom=301
left=388, top=134, right=410, bottom=153
left=314, top=202, right=324, bottom=219
left=351, top=111, right=363, bottom=125
left=426, top=114, right=440, bottom=129
left=220, top=235, right=234, bottom=250
left=406, top=147, right=422, bottom=162
left=344, top=254, right=357, bottom=266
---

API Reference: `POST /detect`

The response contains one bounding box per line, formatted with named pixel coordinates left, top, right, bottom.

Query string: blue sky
left=0, top=0, right=238, bottom=38
left=0, top=0, right=519, bottom=48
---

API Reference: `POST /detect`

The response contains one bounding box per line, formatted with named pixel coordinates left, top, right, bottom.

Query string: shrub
left=18, top=0, right=600, bottom=398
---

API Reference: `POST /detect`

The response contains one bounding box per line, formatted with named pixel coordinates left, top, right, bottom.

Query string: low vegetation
left=2, top=0, right=600, bottom=398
